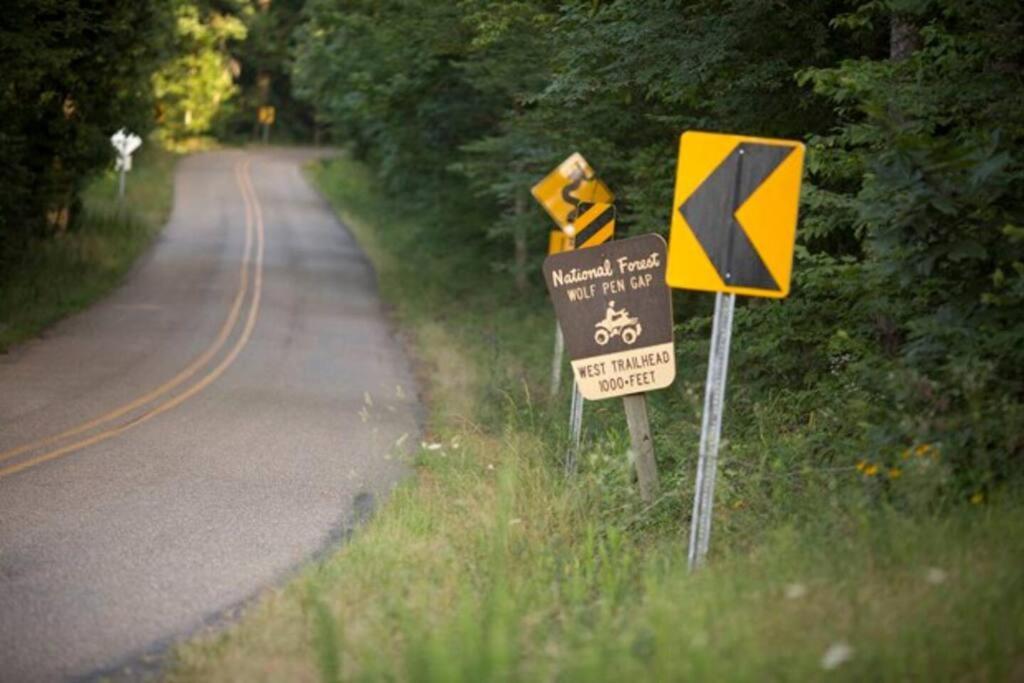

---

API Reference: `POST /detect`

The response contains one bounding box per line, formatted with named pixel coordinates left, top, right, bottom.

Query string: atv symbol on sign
left=594, top=301, right=642, bottom=346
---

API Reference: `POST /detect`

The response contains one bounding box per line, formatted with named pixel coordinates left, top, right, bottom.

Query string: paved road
left=0, top=148, right=420, bottom=681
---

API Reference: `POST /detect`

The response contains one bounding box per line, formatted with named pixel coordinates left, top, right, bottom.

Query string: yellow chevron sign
left=548, top=229, right=568, bottom=255
left=258, top=106, right=276, bottom=125
left=666, top=131, right=805, bottom=298
left=532, top=153, right=614, bottom=229
left=569, top=202, right=615, bottom=249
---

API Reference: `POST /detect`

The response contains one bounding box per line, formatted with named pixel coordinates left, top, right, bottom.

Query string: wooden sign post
left=623, top=393, right=659, bottom=502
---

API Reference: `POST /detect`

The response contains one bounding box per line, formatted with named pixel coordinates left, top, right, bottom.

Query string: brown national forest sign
left=543, top=234, right=676, bottom=400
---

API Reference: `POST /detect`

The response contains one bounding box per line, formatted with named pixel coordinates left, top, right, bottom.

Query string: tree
left=289, top=0, right=1024, bottom=486
left=226, top=0, right=315, bottom=142
left=801, top=0, right=1024, bottom=485
left=455, top=1, right=561, bottom=292
left=152, top=1, right=247, bottom=142
left=0, top=0, right=170, bottom=258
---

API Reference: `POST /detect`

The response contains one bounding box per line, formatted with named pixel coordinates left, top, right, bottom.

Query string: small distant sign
left=531, top=153, right=614, bottom=230
left=258, top=106, right=276, bottom=125
left=110, top=128, right=142, bottom=159
left=543, top=234, right=675, bottom=400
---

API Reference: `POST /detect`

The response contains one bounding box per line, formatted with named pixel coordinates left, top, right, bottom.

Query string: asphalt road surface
left=0, top=148, right=420, bottom=681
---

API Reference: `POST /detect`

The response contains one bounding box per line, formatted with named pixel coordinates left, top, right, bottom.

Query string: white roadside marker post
left=110, top=129, right=142, bottom=204
left=687, top=291, right=735, bottom=569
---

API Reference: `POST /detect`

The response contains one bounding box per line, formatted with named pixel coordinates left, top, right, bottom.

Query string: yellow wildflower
left=914, top=443, right=938, bottom=458
left=856, top=460, right=868, bottom=473
left=970, top=492, right=984, bottom=505
left=864, top=463, right=879, bottom=477
left=887, top=467, right=902, bottom=479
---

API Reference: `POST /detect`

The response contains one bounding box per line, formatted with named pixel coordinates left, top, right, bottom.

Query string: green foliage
left=293, top=0, right=1024, bottom=491
left=221, top=0, right=316, bottom=142
left=0, top=0, right=171, bottom=258
left=799, top=0, right=1024, bottom=488
left=293, top=0, right=491, bottom=193
left=152, top=2, right=248, bottom=142
left=306, top=590, right=343, bottom=683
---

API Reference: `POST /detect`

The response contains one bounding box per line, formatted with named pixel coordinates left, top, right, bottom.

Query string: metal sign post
left=550, top=322, right=565, bottom=397
left=665, top=130, right=805, bottom=568
left=566, top=379, right=584, bottom=475
left=117, top=160, right=128, bottom=202
left=563, top=229, right=583, bottom=474
left=687, top=291, right=735, bottom=570
left=548, top=230, right=568, bottom=397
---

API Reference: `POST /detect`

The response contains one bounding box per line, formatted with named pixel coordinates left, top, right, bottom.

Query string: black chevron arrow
left=679, top=142, right=796, bottom=291
left=574, top=203, right=614, bottom=247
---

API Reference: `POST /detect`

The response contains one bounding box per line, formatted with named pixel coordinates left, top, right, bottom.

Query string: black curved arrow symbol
left=561, top=165, right=594, bottom=223
left=679, top=142, right=796, bottom=291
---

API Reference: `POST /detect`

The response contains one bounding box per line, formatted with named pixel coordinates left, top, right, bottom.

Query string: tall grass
left=165, top=154, right=1024, bottom=682
left=0, top=145, right=176, bottom=351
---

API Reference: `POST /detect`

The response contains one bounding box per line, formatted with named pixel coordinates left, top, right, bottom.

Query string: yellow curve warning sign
left=666, top=131, right=805, bottom=298
left=570, top=202, right=615, bottom=249
left=532, top=153, right=614, bottom=230
left=548, top=229, right=568, bottom=256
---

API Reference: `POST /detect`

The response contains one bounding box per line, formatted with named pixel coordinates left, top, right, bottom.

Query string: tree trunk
left=890, top=14, right=919, bottom=61
left=514, top=194, right=528, bottom=294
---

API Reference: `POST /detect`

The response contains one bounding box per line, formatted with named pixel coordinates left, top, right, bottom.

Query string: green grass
left=165, top=154, right=1024, bottom=682
left=0, top=145, right=176, bottom=352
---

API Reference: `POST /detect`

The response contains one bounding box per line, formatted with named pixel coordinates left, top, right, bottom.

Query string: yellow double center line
left=0, top=158, right=266, bottom=480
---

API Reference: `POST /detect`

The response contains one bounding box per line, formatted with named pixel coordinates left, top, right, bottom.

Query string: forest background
left=4, top=0, right=1020, bottom=498
left=3, top=1, right=1024, bottom=678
